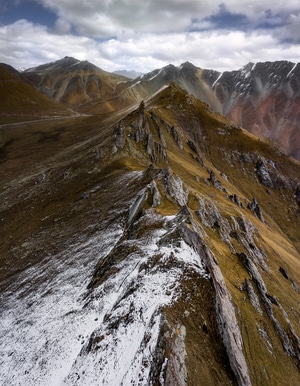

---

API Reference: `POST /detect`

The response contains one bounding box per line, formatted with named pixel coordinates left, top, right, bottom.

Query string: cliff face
left=213, top=61, right=300, bottom=161
left=1, top=83, right=300, bottom=385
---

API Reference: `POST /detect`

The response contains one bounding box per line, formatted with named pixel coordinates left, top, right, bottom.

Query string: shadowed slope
left=0, top=63, right=69, bottom=122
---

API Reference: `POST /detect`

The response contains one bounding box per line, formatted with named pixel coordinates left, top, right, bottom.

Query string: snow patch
left=212, top=72, right=223, bottom=88
left=287, top=63, right=297, bottom=78
left=0, top=227, right=122, bottom=386
left=63, top=213, right=208, bottom=385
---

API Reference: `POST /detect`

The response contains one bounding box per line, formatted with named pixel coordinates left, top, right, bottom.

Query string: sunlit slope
left=23, top=57, right=129, bottom=110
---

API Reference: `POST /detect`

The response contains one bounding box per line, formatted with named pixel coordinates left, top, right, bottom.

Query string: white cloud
left=1, top=19, right=299, bottom=73
left=54, top=18, right=71, bottom=35
left=0, top=1, right=299, bottom=72
left=0, top=20, right=98, bottom=68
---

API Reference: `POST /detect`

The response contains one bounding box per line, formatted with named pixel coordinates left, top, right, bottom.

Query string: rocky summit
left=0, top=59, right=300, bottom=386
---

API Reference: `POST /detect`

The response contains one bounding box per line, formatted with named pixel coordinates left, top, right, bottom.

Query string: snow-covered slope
left=0, top=228, right=122, bottom=385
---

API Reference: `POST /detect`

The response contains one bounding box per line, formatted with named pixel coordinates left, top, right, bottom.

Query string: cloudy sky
left=0, top=0, right=299, bottom=73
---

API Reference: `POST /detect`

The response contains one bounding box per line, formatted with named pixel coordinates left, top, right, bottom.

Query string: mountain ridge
left=20, top=56, right=300, bottom=160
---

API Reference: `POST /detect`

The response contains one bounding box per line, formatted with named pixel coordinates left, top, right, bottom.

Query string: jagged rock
left=217, top=128, right=226, bottom=135
left=95, top=148, right=102, bottom=159
left=237, top=252, right=300, bottom=362
left=196, top=198, right=210, bottom=228
left=156, top=125, right=167, bottom=148
left=155, top=142, right=168, bottom=163
left=196, top=198, right=234, bottom=251
left=130, top=110, right=150, bottom=143
left=111, top=143, right=118, bottom=154
left=114, top=123, right=126, bottom=148
left=149, top=180, right=161, bottom=207
left=181, top=226, right=252, bottom=386
left=247, top=197, right=264, bottom=222
left=187, top=140, right=198, bottom=154
left=164, top=323, right=187, bottom=385
left=151, top=315, right=188, bottom=386
left=266, top=293, right=279, bottom=306
left=256, top=159, right=274, bottom=189
left=231, top=216, right=267, bottom=268
left=291, top=280, right=300, bottom=293
left=163, top=169, right=188, bottom=207
left=221, top=172, right=228, bottom=181
left=171, top=126, right=183, bottom=150
left=229, top=194, right=242, bottom=206
left=236, top=216, right=255, bottom=235
left=146, top=133, right=156, bottom=161
left=208, top=170, right=216, bottom=183
left=127, top=188, right=148, bottom=224
left=35, top=173, right=46, bottom=184
left=256, top=324, right=273, bottom=354
left=208, top=170, right=222, bottom=190
left=279, top=266, right=289, bottom=280
left=243, top=279, right=263, bottom=314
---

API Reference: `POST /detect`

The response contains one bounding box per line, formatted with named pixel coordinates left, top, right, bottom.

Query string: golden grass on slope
left=135, top=87, right=300, bottom=384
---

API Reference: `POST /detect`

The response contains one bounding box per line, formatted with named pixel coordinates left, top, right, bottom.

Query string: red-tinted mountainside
left=23, top=58, right=300, bottom=160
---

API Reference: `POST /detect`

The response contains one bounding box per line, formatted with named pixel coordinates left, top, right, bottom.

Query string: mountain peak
left=179, top=61, right=197, bottom=70
left=24, top=56, right=103, bottom=74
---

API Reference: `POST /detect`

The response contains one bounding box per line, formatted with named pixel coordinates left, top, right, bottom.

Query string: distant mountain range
left=16, top=56, right=300, bottom=160
left=113, top=69, right=143, bottom=79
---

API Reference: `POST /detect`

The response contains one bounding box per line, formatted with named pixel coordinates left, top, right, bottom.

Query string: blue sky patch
left=0, top=0, right=56, bottom=27
left=205, top=3, right=249, bottom=31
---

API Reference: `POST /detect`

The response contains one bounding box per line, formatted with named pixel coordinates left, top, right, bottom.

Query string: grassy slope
left=0, top=64, right=70, bottom=122
left=144, top=87, right=300, bottom=384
